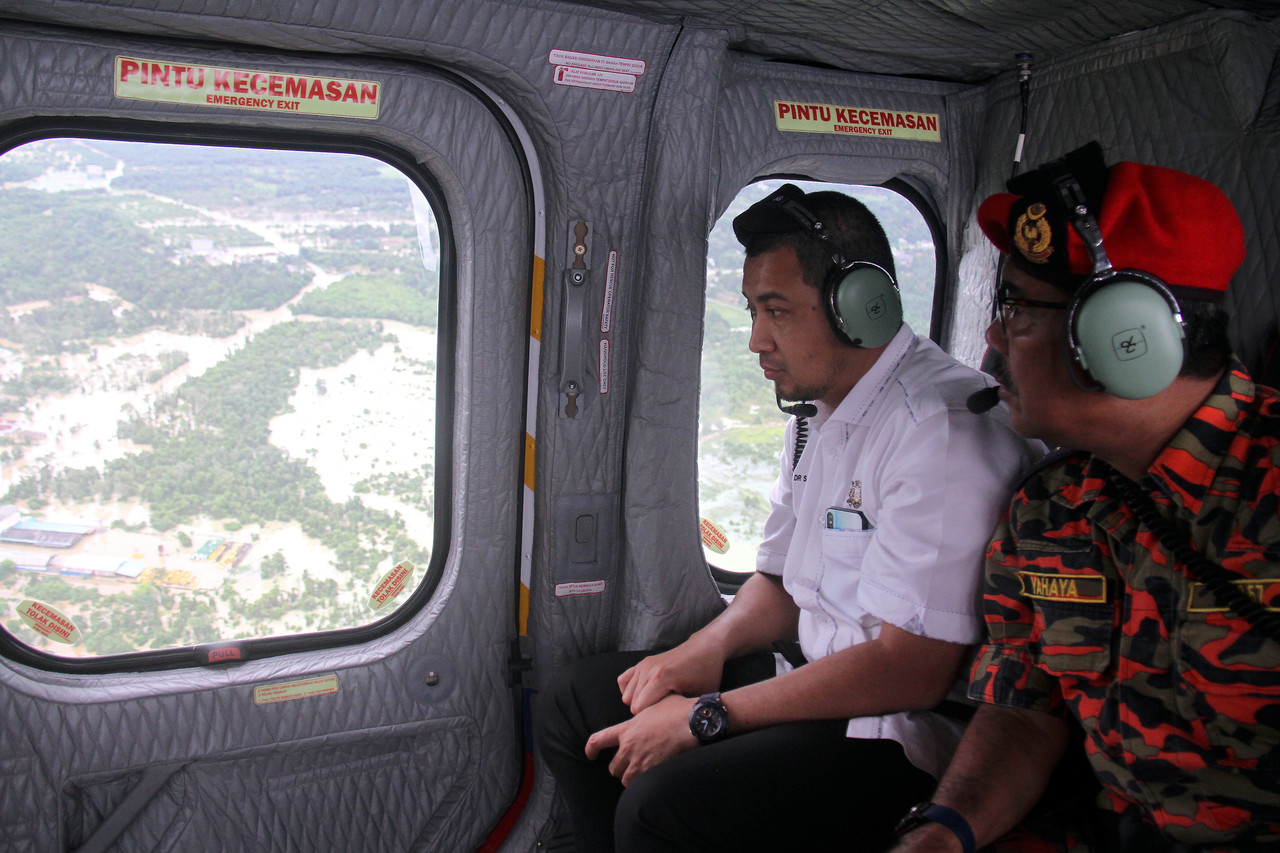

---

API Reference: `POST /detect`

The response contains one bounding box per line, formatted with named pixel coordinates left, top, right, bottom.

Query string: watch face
left=691, top=699, right=727, bottom=741
left=894, top=806, right=925, bottom=837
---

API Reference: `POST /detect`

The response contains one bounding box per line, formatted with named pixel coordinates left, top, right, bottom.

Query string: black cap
left=732, top=183, right=815, bottom=246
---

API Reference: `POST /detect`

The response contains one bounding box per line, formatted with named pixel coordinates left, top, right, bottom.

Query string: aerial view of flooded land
left=0, top=138, right=440, bottom=656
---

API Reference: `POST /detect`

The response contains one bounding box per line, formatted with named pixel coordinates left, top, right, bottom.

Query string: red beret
left=978, top=160, right=1245, bottom=300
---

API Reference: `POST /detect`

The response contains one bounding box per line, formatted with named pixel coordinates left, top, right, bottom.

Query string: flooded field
left=0, top=139, right=442, bottom=654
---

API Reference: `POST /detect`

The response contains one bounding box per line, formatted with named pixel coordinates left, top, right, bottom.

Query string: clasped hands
left=583, top=645, right=724, bottom=787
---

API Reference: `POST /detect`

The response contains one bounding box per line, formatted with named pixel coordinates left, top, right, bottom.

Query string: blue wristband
left=895, top=802, right=976, bottom=853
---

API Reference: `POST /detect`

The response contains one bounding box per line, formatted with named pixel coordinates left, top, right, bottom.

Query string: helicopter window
left=0, top=136, right=443, bottom=662
left=698, top=179, right=937, bottom=579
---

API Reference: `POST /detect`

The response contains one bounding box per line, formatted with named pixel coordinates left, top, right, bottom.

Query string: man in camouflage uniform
left=892, top=143, right=1280, bottom=853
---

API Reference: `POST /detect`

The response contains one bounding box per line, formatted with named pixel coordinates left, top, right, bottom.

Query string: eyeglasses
left=992, top=281, right=1069, bottom=334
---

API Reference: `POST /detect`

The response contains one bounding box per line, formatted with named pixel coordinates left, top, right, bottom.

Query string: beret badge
left=1014, top=202, right=1054, bottom=264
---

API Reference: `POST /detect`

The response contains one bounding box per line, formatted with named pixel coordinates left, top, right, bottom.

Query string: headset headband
left=1049, top=171, right=1111, bottom=276
left=769, top=192, right=849, bottom=268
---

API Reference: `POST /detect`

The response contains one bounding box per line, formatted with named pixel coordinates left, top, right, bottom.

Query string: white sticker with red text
left=555, top=580, right=607, bottom=597
left=550, top=50, right=645, bottom=93
left=700, top=518, right=731, bottom=555
left=17, top=599, right=81, bottom=644
left=600, top=250, right=618, bottom=333
left=368, top=560, right=415, bottom=611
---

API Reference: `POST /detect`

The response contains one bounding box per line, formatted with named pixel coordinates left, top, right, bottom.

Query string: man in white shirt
left=537, top=184, right=1041, bottom=852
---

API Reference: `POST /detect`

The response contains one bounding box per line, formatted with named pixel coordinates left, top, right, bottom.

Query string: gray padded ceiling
left=551, top=0, right=1280, bottom=81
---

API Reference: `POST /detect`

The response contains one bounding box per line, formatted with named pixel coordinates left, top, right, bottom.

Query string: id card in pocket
left=825, top=507, right=869, bottom=531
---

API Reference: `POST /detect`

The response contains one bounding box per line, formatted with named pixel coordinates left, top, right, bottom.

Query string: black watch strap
left=894, top=802, right=976, bottom=853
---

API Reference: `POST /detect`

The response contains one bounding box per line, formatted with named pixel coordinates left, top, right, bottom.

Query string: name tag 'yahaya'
left=1017, top=571, right=1108, bottom=604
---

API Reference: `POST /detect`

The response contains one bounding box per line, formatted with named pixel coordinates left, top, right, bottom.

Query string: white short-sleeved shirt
left=756, top=323, right=1042, bottom=779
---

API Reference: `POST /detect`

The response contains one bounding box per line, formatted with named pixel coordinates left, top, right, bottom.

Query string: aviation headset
left=1037, top=152, right=1186, bottom=399
left=761, top=187, right=903, bottom=349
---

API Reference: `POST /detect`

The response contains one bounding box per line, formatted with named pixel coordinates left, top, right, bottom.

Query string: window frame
left=0, top=117, right=457, bottom=674
left=881, top=176, right=949, bottom=343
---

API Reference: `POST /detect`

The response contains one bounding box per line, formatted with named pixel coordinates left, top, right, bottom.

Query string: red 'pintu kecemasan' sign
left=114, top=56, right=381, bottom=119
left=775, top=100, right=940, bottom=142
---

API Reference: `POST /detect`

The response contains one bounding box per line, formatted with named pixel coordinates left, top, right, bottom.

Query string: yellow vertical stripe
left=519, top=582, right=530, bottom=636
left=524, top=434, right=536, bottom=491
left=530, top=256, right=545, bottom=341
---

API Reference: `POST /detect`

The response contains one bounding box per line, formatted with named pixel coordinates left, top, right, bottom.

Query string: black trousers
left=535, top=650, right=936, bottom=853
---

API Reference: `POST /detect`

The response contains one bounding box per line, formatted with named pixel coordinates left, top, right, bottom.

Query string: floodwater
left=0, top=148, right=440, bottom=652
left=2, top=288, right=438, bottom=594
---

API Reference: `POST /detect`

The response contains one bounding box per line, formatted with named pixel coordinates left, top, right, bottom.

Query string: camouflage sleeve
left=967, top=502, right=1068, bottom=716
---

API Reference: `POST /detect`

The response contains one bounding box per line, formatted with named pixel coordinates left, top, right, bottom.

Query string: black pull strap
left=73, top=760, right=190, bottom=853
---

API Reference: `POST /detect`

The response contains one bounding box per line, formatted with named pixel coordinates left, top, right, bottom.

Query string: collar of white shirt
left=812, top=322, right=917, bottom=428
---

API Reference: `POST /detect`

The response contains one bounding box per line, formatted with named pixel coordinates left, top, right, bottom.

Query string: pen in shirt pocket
left=825, top=506, right=871, bottom=531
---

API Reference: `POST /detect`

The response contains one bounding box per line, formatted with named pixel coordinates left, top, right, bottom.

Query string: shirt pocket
left=1018, top=569, right=1115, bottom=680
left=816, top=526, right=874, bottom=614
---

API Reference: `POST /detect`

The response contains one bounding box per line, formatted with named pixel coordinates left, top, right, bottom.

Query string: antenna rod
left=1012, top=53, right=1033, bottom=179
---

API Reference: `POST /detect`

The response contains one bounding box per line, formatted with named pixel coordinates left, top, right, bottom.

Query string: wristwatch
left=687, top=692, right=731, bottom=744
left=894, top=802, right=976, bottom=853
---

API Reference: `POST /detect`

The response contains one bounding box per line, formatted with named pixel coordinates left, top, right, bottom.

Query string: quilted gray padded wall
left=951, top=11, right=1280, bottom=374
left=61, top=721, right=480, bottom=850
left=607, top=25, right=732, bottom=655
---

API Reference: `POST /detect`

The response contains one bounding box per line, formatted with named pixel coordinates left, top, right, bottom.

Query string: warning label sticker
left=774, top=100, right=941, bottom=142
left=600, top=249, right=618, bottom=333
left=549, top=48, right=644, bottom=93
left=553, top=65, right=636, bottom=93
left=549, top=49, right=646, bottom=77
left=368, top=560, right=414, bottom=611
left=700, top=517, right=731, bottom=555
left=599, top=339, right=611, bottom=395
left=17, top=599, right=81, bottom=644
left=555, top=580, right=607, bottom=597
left=253, top=674, right=340, bottom=705
left=114, top=56, right=381, bottom=119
